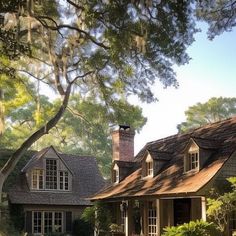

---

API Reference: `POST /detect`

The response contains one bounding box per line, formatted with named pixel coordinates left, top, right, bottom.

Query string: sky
left=132, top=23, right=236, bottom=154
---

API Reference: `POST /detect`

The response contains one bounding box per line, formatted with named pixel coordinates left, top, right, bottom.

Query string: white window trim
left=144, top=154, right=154, bottom=178
left=45, top=159, right=58, bottom=190
left=31, top=169, right=44, bottom=190
left=32, top=211, right=63, bottom=235
left=148, top=200, right=157, bottom=236
left=184, top=150, right=199, bottom=173
left=146, top=161, right=154, bottom=177
left=59, top=171, right=69, bottom=191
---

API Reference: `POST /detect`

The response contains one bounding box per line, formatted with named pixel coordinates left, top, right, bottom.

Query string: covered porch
left=108, top=196, right=206, bottom=236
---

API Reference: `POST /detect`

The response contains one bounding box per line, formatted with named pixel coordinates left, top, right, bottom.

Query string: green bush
left=81, top=202, right=112, bottom=235
left=73, top=218, right=93, bottom=236
left=161, top=220, right=220, bottom=236
left=0, top=218, right=22, bottom=236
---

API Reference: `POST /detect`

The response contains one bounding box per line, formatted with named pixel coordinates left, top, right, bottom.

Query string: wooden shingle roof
left=93, top=116, right=236, bottom=200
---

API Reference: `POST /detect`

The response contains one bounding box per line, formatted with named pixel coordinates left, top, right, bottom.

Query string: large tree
left=0, top=0, right=198, bottom=203
left=1, top=0, right=236, bottom=204
left=177, top=97, right=236, bottom=133
left=196, top=0, right=236, bottom=39
left=0, top=94, right=146, bottom=177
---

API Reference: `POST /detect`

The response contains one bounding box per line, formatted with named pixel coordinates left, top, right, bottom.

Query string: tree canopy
left=0, top=0, right=236, bottom=202
left=177, top=97, right=236, bottom=133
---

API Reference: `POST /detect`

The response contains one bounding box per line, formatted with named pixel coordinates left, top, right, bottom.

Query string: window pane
left=59, top=171, right=69, bottom=190
left=46, top=159, right=57, bottom=190
left=33, top=212, right=42, bottom=233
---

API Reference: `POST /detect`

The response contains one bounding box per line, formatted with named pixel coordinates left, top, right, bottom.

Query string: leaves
left=177, top=97, right=236, bottom=133
left=207, top=177, right=236, bottom=233
left=162, top=220, right=218, bottom=236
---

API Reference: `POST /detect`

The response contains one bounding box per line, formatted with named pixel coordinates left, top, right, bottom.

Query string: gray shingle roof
left=9, top=147, right=105, bottom=206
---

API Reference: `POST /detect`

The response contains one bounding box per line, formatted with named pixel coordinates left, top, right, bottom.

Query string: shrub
left=81, top=202, right=112, bottom=235
left=161, top=220, right=220, bottom=236
left=73, top=218, right=93, bottom=236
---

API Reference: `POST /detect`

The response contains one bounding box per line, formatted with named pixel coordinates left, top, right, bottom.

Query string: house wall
left=198, top=151, right=236, bottom=195
left=216, top=151, right=236, bottom=180
left=160, top=199, right=174, bottom=230
left=22, top=204, right=86, bottom=235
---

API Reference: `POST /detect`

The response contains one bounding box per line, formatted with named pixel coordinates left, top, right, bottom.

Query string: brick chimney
left=112, top=125, right=135, bottom=162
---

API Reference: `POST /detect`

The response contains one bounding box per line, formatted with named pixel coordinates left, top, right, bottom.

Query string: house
left=8, top=146, right=105, bottom=235
left=93, top=117, right=236, bottom=236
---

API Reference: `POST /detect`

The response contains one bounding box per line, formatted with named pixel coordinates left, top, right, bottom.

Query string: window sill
left=184, top=168, right=199, bottom=176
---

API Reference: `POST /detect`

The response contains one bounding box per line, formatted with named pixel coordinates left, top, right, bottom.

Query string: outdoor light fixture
left=120, top=201, right=128, bottom=212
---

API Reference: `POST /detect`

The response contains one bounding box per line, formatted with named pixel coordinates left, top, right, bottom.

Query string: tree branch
left=1, top=83, right=72, bottom=177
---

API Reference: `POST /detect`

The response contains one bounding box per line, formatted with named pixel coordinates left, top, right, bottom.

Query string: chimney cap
left=119, top=125, right=130, bottom=130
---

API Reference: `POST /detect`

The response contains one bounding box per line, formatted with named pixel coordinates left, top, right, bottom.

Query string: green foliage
left=73, top=218, right=93, bottom=236
left=196, top=0, right=236, bottom=39
left=177, top=97, right=236, bottom=133
left=162, top=220, right=219, bottom=236
left=0, top=149, right=35, bottom=192
left=207, top=177, right=236, bottom=233
left=9, top=204, right=24, bottom=231
left=82, top=202, right=112, bottom=235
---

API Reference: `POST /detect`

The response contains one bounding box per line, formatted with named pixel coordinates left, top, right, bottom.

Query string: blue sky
left=133, top=23, right=236, bottom=153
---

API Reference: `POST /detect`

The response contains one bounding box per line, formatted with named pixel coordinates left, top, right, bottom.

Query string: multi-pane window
left=44, top=212, right=53, bottom=234
left=59, top=171, right=69, bottom=190
left=33, top=211, right=63, bottom=234
left=187, top=152, right=199, bottom=171
left=32, top=169, right=44, bottom=190
left=148, top=201, right=157, bottom=236
left=54, top=212, right=63, bottom=232
left=31, top=159, right=70, bottom=191
left=46, top=159, right=57, bottom=189
left=33, top=211, right=42, bottom=234
left=146, top=161, right=153, bottom=176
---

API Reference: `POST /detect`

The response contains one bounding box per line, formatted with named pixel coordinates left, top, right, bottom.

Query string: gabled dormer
left=22, top=146, right=73, bottom=191
left=142, top=153, right=154, bottom=178
left=112, top=160, right=134, bottom=183
left=142, top=150, right=171, bottom=178
left=184, top=137, right=220, bottom=173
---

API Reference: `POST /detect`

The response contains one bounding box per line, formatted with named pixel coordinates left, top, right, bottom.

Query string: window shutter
left=65, top=211, right=72, bottom=232
left=25, top=211, right=32, bottom=234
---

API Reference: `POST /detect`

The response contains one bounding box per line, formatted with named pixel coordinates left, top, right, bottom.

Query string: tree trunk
left=0, top=89, right=5, bottom=135
left=0, top=84, right=72, bottom=210
left=0, top=172, right=5, bottom=219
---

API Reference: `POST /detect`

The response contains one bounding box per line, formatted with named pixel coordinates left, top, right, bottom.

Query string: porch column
left=201, top=197, right=206, bottom=221
left=125, top=201, right=130, bottom=236
left=156, top=199, right=161, bottom=236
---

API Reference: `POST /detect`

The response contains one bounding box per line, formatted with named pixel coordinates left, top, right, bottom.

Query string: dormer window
left=184, top=148, right=199, bottom=173
left=143, top=153, right=154, bottom=177
left=188, top=152, right=199, bottom=171
left=146, top=161, right=153, bottom=177
left=46, top=159, right=58, bottom=190
left=59, top=171, right=69, bottom=190
left=32, top=169, right=44, bottom=190
left=30, top=158, right=71, bottom=191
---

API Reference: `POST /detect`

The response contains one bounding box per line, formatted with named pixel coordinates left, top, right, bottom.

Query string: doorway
left=174, top=198, right=191, bottom=226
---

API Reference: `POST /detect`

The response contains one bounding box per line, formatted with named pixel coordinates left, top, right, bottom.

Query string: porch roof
left=92, top=157, right=227, bottom=200
left=92, top=117, right=236, bottom=200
